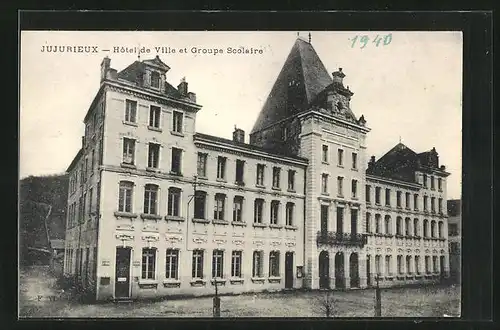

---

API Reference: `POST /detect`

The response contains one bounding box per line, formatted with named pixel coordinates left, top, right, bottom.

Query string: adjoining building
left=63, top=37, right=451, bottom=301
left=447, top=199, right=461, bottom=284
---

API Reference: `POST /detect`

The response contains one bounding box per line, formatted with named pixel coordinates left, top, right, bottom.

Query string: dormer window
left=150, top=71, right=161, bottom=89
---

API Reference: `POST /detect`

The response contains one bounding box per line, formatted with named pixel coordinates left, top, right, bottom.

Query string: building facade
left=64, top=37, right=451, bottom=301
left=447, top=199, right=461, bottom=283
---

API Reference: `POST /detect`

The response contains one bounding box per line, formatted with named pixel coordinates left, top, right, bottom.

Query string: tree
left=316, top=289, right=336, bottom=317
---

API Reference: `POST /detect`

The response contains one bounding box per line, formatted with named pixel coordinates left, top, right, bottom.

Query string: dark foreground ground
left=19, top=266, right=460, bottom=318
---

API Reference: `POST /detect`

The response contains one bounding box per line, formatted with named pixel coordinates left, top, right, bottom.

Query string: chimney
left=233, top=126, right=245, bottom=143
left=367, top=155, right=376, bottom=171
left=332, top=68, right=345, bottom=85
left=100, top=57, right=111, bottom=82
left=178, top=77, right=188, bottom=96
left=81, top=136, right=85, bottom=148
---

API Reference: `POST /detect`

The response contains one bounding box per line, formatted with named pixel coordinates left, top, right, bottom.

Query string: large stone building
left=447, top=199, right=461, bottom=283
left=64, top=37, right=451, bottom=301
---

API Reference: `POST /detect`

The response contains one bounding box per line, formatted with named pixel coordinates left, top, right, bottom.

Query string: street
left=19, top=266, right=460, bottom=318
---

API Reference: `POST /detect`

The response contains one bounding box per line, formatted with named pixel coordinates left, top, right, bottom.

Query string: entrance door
left=115, top=247, right=131, bottom=299
left=366, top=256, right=372, bottom=287
left=319, top=251, right=330, bottom=289
left=349, top=253, right=360, bottom=288
left=285, top=252, right=294, bottom=289
left=335, top=252, right=345, bottom=289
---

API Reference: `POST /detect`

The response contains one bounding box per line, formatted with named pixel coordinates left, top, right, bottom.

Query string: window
left=365, top=212, right=371, bottom=233
left=256, top=164, right=265, bottom=186
left=286, top=203, right=294, bottom=226
left=118, top=181, right=134, bottom=213
left=415, top=256, right=421, bottom=274
left=125, top=99, right=137, bottom=123
left=384, top=215, right=391, bottom=235
left=252, top=251, right=263, bottom=277
left=397, top=255, right=403, bottom=274
left=396, top=217, right=403, bottom=235
left=270, top=201, right=280, bottom=225
left=192, top=250, right=204, bottom=279
left=337, top=149, right=344, bottom=166
left=167, top=187, right=181, bottom=217
left=322, top=145, right=329, bottom=163
left=431, top=221, right=436, bottom=237
left=414, top=194, right=419, bottom=210
left=423, top=220, right=429, bottom=237
left=336, top=207, right=344, bottom=234
left=423, top=174, right=428, bottom=188
left=405, top=192, right=411, bottom=209
left=165, top=249, right=179, bottom=279
left=217, top=156, right=226, bottom=180
left=150, top=71, right=160, bottom=89
left=432, top=256, right=438, bottom=273
left=425, top=256, right=430, bottom=273
left=375, top=255, right=381, bottom=275
left=269, top=251, right=280, bottom=277
left=288, top=170, right=295, bottom=191
left=431, top=197, right=436, bottom=213
left=91, top=149, right=95, bottom=173
left=375, top=214, right=381, bottom=233
left=351, top=179, right=358, bottom=198
left=438, top=222, right=444, bottom=238
left=141, top=248, right=156, bottom=280
left=385, top=255, right=391, bottom=275
left=143, top=184, right=159, bottom=215
left=194, top=191, right=207, bottom=219
left=438, top=178, right=443, bottom=191
left=337, top=176, right=344, bottom=196
left=172, top=111, right=183, bottom=133
left=423, top=196, right=428, bottom=211
left=438, top=198, right=443, bottom=213
left=148, top=143, right=160, bottom=168
left=430, top=176, right=435, bottom=190
left=405, top=218, right=411, bottom=236
left=214, top=193, right=226, bottom=221
left=197, top=153, right=207, bottom=177
left=88, top=188, right=93, bottom=215
left=406, top=256, right=412, bottom=274
left=212, top=250, right=224, bottom=278
left=321, top=174, right=329, bottom=194
left=352, top=152, right=357, bottom=169
left=396, top=191, right=402, bottom=207
left=272, top=167, right=281, bottom=189
left=82, top=193, right=87, bottom=220
left=414, top=218, right=419, bottom=236
left=123, top=138, right=135, bottom=165
left=375, top=187, right=381, bottom=204
left=254, top=199, right=264, bottom=223
left=233, top=196, right=243, bottom=222
left=231, top=251, right=242, bottom=277
left=366, top=185, right=371, bottom=203
left=449, top=223, right=458, bottom=236
left=385, top=189, right=391, bottom=206
left=235, top=160, right=245, bottom=185
left=171, top=148, right=182, bottom=175
left=149, top=105, right=161, bottom=128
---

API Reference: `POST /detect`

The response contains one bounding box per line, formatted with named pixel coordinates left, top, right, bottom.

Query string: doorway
left=319, top=251, right=330, bottom=289
left=115, top=247, right=131, bottom=299
left=285, top=252, right=294, bottom=289
left=335, top=252, right=345, bottom=289
left=349, top=253, right=360, bottom=288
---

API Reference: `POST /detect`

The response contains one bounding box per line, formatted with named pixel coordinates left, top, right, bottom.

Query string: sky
left=20, top=31, right=463, bottom=199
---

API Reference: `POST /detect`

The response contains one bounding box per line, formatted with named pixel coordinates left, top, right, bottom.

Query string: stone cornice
left=366, top=174, right=421, bottom=190
left=298, top=109, right=370, bottom=133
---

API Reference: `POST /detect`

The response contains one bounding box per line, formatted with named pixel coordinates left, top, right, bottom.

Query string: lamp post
left=374, top=274, right=381, bottom=317
left=213, top=277, right=220, bottom=317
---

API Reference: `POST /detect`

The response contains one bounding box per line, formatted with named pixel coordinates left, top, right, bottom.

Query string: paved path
left=19, top=267, right=461, bottom=318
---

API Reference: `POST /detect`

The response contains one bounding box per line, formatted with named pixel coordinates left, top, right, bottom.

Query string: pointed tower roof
left=250, top=38, right=333, bottom=134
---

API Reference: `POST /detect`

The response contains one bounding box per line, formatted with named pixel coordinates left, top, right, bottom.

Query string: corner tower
left=251, top=37, right=371, bottom=290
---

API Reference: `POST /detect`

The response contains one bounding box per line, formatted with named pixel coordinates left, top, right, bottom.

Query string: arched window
left=405, top=217, right=411, bottom=236
left=375, top=214, right=381, bottom=233
left=365, top=212, right=371, bottom=233
left=438, top=221, right=444, bottom=238
left=167, top=187, right=181, bottom=217
left=413, top=218, right=419, bottom=237
left=144, top=184, right=159, bottom=215
left=384, top=215, right=391, bottom=235
left=396, top=216, right=403, bottom=235
left=431, top=220, right=436, bottom=238
left=194, top=191, right=207, bottom=219
left=118, top=181, right=134, bottom=213
left=423, top=220, right=429, bottom=238
left=286, top=202, right=295, bottom=226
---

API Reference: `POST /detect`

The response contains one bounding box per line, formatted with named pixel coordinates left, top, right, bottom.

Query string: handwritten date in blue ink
left=349, top=34, right=392, bottom=49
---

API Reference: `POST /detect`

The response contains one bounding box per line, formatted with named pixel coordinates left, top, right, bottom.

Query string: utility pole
left=374, top=274, right=381, bottom=317
left=213, top=277, right=220, bottom=317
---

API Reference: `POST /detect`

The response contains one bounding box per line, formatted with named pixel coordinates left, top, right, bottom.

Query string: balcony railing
left=317, top=231, right=367, bottom=247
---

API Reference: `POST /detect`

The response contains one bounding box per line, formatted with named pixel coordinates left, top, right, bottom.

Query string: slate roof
left=367, top=143, right=449, bottom=183
left=194, top=132, right=308, bottom=163
left=447, top=199, right=461, bottom=217
left=251, top=38, right=333, bottom=134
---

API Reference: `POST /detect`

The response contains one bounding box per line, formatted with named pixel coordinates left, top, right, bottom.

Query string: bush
left=55, top=274, right=96, bottom=304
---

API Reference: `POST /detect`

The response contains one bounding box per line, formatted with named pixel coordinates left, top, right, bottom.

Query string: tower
left=250, top=37, right=370, bottom=289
